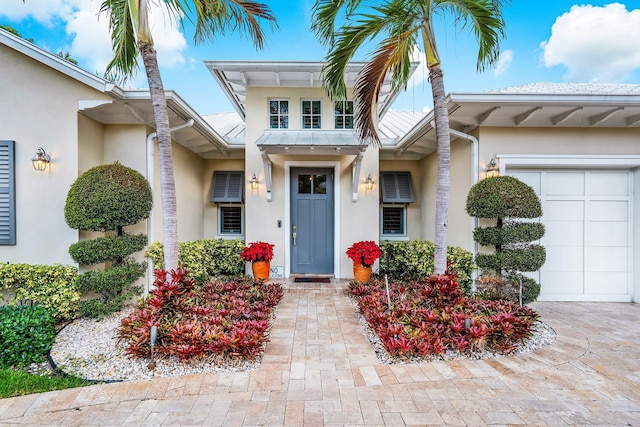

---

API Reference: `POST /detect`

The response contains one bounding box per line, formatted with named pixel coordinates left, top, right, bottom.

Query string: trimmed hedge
left=69, top=234, right=147, bottom=265
left=475, top=245, right=546, bottom=273
left=473, top=222, right=545, bottom=247
left=0, top=263, right=79, bottom=320
left=379, top=241, right=475, bottom=294
left=0, top=306, right=56, bottom=368
left=466, top=176, right=542, bottom=219
left=64, top=163, right=152, bottom=232
left=147, top=239, right=245, bottom=283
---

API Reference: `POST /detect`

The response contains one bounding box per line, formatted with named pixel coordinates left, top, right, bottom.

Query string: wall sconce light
left=249, top=174, right=259, bottom=190
left=31, top=147, right=50, bottom=172
left=485, top=157, right=499, bottom=178
left=364, top=174, right=374, bottom=192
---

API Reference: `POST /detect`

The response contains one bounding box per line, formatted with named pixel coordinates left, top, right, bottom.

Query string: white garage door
left=508, top=169, right=632, bottom=301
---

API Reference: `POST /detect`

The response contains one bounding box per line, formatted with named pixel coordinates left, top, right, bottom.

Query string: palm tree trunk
left=430, top=66, right=450, bottom=275
left=139, top=41, right=179, bottom=273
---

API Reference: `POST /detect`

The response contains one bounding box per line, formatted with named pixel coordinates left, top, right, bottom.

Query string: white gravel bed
left=49, top=309, right=260, bottom=382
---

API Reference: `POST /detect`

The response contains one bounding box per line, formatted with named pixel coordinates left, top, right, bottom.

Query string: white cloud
left=493, top=50, right=513, bottom=76
left=1, top=0, right=187, bottom=77
left=540, top=3, right=640, bottom=82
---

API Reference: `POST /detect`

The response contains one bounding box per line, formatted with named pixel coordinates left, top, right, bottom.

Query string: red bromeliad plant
left=118, top=268, right=283, bottom=362
left=348, top=274, right=539, bottom=359
left=346, top=240, right=382, bottom=267
left=240, top=241, right=275, bottom=262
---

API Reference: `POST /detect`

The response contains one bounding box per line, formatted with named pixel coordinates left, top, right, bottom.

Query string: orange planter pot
left=353, top=263, right=372, bottom=283
left=251, top=260, right=270, bottom=281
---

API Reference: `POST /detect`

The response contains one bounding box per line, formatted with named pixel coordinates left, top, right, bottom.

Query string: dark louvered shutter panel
left=0, top=141, right=16, bottom=245
left=210, top=171, right=244, bottom=203
left=380, top=172, right=414, bottom=204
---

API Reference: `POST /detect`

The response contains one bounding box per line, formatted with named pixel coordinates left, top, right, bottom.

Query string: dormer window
left=269, top=99, right=289, bottom=129
left=302, top=100, right=321, bottom=129
left=334, top=101, right=354, bottom=129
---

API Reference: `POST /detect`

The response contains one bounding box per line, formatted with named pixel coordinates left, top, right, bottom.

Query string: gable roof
left=204, top=60, right=418, bottom=121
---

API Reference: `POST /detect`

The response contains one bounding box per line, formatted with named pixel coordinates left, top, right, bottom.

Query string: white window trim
left=380, top=205, right=409, bottom=240
left=217, top=204, right=244, bottom=239
left=268, top=98, right=290, bottom=129
left=334, top=100, right=354, bottom=130
left=301, top=99, right=322, bottom=129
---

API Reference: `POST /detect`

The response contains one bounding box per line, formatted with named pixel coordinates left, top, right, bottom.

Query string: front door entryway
left=290, top=168, right=334, bottom=274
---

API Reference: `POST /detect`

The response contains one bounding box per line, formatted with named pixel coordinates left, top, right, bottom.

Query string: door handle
left=292, top=225, right=297, bottom=246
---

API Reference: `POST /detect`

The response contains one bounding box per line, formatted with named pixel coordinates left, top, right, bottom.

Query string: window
left=219, top=205, right=243, bottom=235
left=302, top=100, right=321, bottom=129
left=0, top=141, right=15, bottom=245
left=269, top=100, right=289, bottom=129
left=382, top=206, right=406, bottom=236
left=334, top=101, right=354, bottom=129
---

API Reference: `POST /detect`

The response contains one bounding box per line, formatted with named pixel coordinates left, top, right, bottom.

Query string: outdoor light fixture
left=250, top=174, right=259, bottom=190
left=364, top=174, right=374, bottom=191
left=485, top=157, right=499, bottom=178
left=31, top=147, right=50, bottom=172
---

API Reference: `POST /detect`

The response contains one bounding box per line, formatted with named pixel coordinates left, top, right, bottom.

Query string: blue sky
left=2, top=1, right=640, bottom=114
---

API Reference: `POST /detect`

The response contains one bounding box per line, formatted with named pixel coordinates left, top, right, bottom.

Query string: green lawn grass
left=0, top=368, right=91, bottom=398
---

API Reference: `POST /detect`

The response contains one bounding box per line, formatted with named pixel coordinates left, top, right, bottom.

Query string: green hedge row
left=379, top=241, right=475, bottom=294
left=0, top=306, right=56, bottom=368
left=147, top=239, right=245, bottom=283
left=69, top=234, right=147, bottom=265
left=0, top=263, right=80, bottom=320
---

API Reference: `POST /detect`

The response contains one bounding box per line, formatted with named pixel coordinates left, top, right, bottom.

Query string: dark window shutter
left=210, top=171, right=244, bottom=203
left=0, top=141, right=16, bottom=245
left=380, top=172, right=414, bottom=204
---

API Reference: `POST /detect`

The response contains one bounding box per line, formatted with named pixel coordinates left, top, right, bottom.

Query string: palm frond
left=101, top=0, right=139, bottom=83
left=354, top=28, right=415, bottom=147
left=179, top=0, right=277, bottom=48
left=311, top=0, right=363, bottom=45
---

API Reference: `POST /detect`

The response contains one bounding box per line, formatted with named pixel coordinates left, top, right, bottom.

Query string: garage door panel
left=510, top=172, right=541, bottom=194
left=508, top=168, right=632, bottom=302
left=545, top=172, right=584, bottom=196
left=590, top=201, right=628, bottom=221
left=541, top=221, right=583, bottom=246
left=541, top=271, right=583, bottom=294
left=586, top=221, right=627, bottom=246
left=586, top=272, right=628, bottom=295
left=544, top=246, right=583, bottom=271
left=589, top=172, right=629, bottom=196
left=544, top=200, right=584, bottom=221
left=586, top=247, right=627, bottom=272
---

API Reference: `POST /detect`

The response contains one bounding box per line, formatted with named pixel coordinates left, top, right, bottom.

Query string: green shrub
left=147, top=239, right=245, bottom=283
left=475, top=273, right=541, bottom=305
left=466, top=176, right=542, bottom=219
left=0, top=263, right=79, bottom=320
left=475, top=245, right=546, bottom=273
left=0, top=306, right=56, bottom=368
left=379, top=241, right=474, bottom=294
left=473, top=222, right=545, bottom=246
left=69, top=234, right=147, bottom=265
left=64, top=162, right=152, bottom=232
left=77, top=260, right=146, bottom=298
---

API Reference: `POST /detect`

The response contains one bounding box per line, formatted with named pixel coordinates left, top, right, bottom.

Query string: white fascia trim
left=284, top=160, right=341, bottom=278
left=497, top=154, right=640, bottom=174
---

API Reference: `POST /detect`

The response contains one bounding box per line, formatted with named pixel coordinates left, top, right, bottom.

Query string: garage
left=508, top=169, right=633, bottom=302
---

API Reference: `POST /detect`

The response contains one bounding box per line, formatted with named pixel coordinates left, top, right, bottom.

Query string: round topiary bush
left=466, top=176, right=542, bottom=219
left=64, top=162, right=152, bottom=232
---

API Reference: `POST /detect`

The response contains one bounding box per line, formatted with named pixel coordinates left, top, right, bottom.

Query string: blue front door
left=291, top=168, right=334, bottom=274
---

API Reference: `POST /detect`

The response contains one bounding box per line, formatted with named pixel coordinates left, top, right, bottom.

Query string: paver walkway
left=1, top=280, right=639, bottom=426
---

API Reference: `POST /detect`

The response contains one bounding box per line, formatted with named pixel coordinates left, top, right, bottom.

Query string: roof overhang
left=391, top=90, right=640, bottom=160
left=204, top=60, right=418, bottom=121
left=256, top=130, right=367, bottom=156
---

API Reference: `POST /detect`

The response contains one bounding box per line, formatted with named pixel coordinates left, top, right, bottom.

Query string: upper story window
left=302, top=100, right=321, bottom=129
left=334, top=101, right=354, bottom=129
left=269, top=100, right=289, bottom=129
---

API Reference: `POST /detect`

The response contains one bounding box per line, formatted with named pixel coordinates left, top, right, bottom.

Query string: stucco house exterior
left=1, top=28, right=639, bottom=303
